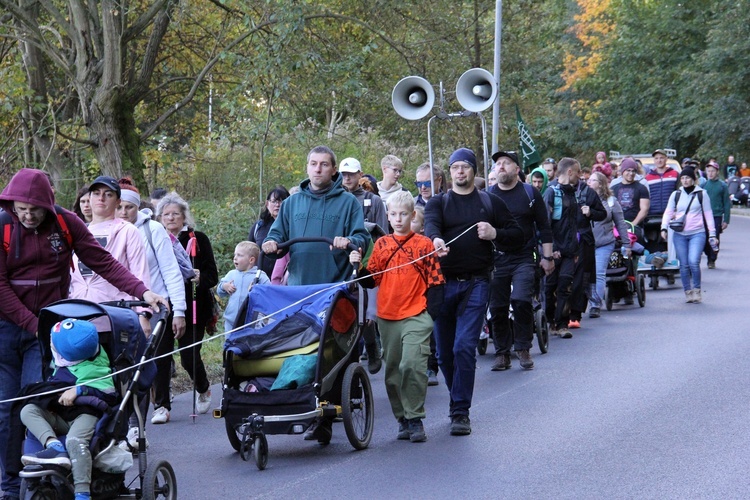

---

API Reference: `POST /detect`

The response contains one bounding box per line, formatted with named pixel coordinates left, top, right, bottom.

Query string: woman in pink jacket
left=69, top=176, right=151, bottom=328
left=660, top=167, right=717, bottom=304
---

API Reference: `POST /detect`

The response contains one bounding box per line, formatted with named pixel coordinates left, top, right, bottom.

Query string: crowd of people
left=0, top=145, right=737, bottom=497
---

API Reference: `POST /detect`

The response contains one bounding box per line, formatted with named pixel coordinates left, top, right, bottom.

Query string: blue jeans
left=433, top=278, right=489, bottom=417
left=673, top=231, right=706, bottom=291
left=590, top=242, right=615, bottom=309
left=0, top=320, right=43, bottom=497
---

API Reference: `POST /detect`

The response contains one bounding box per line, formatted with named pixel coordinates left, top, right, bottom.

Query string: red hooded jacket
left=0, top=169, right=148, bottom=334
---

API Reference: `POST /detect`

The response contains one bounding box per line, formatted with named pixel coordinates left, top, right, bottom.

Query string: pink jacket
left=70, top=218, right=151, bottom=302
left=661, top=186, right=716, bottom=237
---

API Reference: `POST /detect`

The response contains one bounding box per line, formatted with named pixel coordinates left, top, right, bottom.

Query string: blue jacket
left=218, top=266, right=270, bottom=331
left=264, top=173, right=370, bottom=285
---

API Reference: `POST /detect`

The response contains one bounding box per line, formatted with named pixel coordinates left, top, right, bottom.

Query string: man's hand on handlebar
left=331, top=236, right=351, bottom=251
left=262, top=241, right=279, bottom=254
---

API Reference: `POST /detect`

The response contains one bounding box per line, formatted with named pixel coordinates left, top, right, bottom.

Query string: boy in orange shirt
left=350, top=191, right=444, bottom=442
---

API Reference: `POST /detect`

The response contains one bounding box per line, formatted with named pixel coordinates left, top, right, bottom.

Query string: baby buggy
left=15, top=299, right=176, bottom=500
left=604, top=248, right=645, bottom=310
left=216, top=238, right=374, bottom=470
left=638, top=215, right=680, bottom=290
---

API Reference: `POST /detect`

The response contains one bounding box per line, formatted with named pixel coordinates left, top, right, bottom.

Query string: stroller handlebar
left=100, top=300, right=168, bottom=322
left=274, top=237, right=359, bottom=253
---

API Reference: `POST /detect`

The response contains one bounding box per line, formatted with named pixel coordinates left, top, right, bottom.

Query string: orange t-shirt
left=366, top=232, right=445, bottom=321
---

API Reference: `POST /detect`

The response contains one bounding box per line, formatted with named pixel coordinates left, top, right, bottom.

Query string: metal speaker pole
left=392, top=76, right=435, bottom=120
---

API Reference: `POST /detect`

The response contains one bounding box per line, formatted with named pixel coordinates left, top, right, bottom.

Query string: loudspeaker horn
left=392, top=76, right=435, bottom=120
left=455, top=68, right=497, bottom=113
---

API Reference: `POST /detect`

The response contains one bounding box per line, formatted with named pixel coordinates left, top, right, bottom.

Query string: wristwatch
left=542, top=256, right=554, bottom=261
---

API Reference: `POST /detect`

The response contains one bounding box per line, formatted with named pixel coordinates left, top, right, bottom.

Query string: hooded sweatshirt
left=264, top=172, right=370, bottom=285
left=134, top=210, right=186, bottom=318
left=661, top=185, right=716, bottom=237
left=0, top=169, right=147, bottom=334
left=529, top=166, right=549, bottom=194
left=69, top=217, right=151, bottom=302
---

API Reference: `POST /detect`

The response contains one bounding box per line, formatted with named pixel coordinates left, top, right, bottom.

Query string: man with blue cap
left=424, top=147, right=524, bottom=436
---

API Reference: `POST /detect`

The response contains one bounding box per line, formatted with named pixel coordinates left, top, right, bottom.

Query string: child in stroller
left=12, top=299, right=176, bottom=500
left=604, top=230, right=646, bottom=310
left=20, top=318, right=116, bottom=500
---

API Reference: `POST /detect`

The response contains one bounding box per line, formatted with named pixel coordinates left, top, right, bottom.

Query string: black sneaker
left=491, top=353, right=511, bottom=371
left=588, top=307, right=600, bottom=318
left=450, top=415, right=471, bottom=436
left=21, top=445, right=71, bottom=468
left=397, top=417, right=410, bottom=440
left=517, top=349, right=534, bottom=370
left=427, top=370, right=439, bottom=386
left=408, top=418, right=427, bottom=443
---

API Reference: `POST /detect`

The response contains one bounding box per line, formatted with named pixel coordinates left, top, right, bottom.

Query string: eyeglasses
left=386, top=166, right=403, bottom=175
left=450, top=163, right=473, bottom=171
left=161, top=212, right=182, bottom=219
left=267, top=199, right=283, bottom=205
left=415, top=181, right=432, bottom=189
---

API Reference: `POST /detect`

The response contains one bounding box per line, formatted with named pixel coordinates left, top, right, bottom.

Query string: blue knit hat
left=449, top=148, right=477, bottom=173
left=51, top=318, right=99, bottom=364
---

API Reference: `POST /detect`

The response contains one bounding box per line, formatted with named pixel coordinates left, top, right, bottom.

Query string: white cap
left=339, top=157, right=362, bottom=173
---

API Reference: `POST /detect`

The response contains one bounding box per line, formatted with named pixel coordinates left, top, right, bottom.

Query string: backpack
left=1, top=205, right=74, bottom=269
left=141, top=219, right=196, bottom=282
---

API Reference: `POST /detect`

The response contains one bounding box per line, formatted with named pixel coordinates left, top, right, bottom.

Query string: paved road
left=141, top=216, right=750, bottom=498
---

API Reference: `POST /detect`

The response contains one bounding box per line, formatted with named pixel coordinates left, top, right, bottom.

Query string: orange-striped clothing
left=366, top=232, right=444, bottom=321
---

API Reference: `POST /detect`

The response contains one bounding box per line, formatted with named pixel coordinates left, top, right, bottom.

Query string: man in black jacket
left=487, top=151, right=554, bottom=371
left=543, top=158, right=605, bottom=338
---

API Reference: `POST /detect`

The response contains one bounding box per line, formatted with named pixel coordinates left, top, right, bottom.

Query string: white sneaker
left=197, top=389, right=212, bottom=414
left=151, top=406, right=170, bottom=425
left=120, top=427, right=148, bottom=452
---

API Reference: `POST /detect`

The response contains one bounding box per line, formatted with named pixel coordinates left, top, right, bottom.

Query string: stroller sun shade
left=224, top=283, right=352, bottom=359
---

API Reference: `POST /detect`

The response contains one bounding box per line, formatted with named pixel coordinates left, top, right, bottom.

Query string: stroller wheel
left=142, top=459, right=177, bottom=500
left=225, top=419, right=242, bottom=452
left=253, top=435, right=268, bottom=471
left=341, top=363, right=374, bottom=450
left=535, top=309, right=549, bottom=354
left=477, top=336, right=488, bottom=356
left=637, top=274, right=646, bottom=307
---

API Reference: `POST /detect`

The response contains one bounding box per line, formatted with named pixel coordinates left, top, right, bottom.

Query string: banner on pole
left=516, top=105, right=541, bottom=172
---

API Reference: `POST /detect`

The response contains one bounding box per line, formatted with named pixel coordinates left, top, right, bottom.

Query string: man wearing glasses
left=425, top=148, right=523, bottom=436
left=414, top=162, right=444, bottom=208
left=377, top=154, right=408, bottom=205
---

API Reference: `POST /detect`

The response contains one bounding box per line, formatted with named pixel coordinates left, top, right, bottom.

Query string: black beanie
left=679, top=167, right=696, bottom=180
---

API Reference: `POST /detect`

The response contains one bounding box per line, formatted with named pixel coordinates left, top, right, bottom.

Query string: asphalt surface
left=11, top=215, right=750, bottom=499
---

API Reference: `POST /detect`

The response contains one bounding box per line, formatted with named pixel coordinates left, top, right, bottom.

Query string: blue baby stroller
left=16, top=299, right=176, bottom=500
left=216, top=238, right=374, bottom=470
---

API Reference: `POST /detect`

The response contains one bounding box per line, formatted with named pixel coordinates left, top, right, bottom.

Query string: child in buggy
left=11, top=299, right=177, bottom=500
left=604, top=227, right=646, bottom=310
left=20, top=318, right=117, bottom=499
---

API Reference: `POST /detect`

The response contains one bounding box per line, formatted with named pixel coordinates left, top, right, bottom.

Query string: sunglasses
left=415, top=181, right=432, bottom=189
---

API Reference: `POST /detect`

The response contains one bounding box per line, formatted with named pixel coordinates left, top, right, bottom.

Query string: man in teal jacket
left=262, top=145, right=371, bottom=286
left=703, top=161, right=731, bottom=268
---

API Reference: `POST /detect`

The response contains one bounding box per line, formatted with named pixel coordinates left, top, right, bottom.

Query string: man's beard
left=498, top=171, right=517, bottom=186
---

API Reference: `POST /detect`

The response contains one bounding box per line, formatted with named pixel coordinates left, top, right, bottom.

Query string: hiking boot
left=450, top=415, right=471, bottom=436
left=693, top=288, right=702, bottom=303
left=304, top=418, right=333, bottom=444
left=21, top=442, right=70, bottom=468
left=197, top=389, right=212, bottom=414
left=651, top=255, right=665, bottom=269
left=707, top=260, right=716, bottom=269
left=588, top=307, right=601, bottom=319
left=517, top=349, right=534, bottom=370
left=558, top=327, right=573, bottom=339
left=151, top=406, right=170, bottom=425
left=685, top=290, right=694, bottom=303
left=491, top=353, right=511, bottom=371
left=408, top=418, right=427, bottom=443
left=427, top=369, right=439, bottom=386
left=397, top=417, right=410, bottom=440
left=568, top=320, right=580, bottom=329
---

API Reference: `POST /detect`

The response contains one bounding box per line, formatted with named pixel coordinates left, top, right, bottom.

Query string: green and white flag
left=516, top=105, right=541, bottom=172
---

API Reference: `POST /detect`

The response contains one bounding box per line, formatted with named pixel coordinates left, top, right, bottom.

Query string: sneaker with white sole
left=21, top=442, right=70, bottom=468
left=197, top=389, right=212, bottom=414
left=151, top=406, right=170, bottom=425
left=119, top=427, right=148, bottom=452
